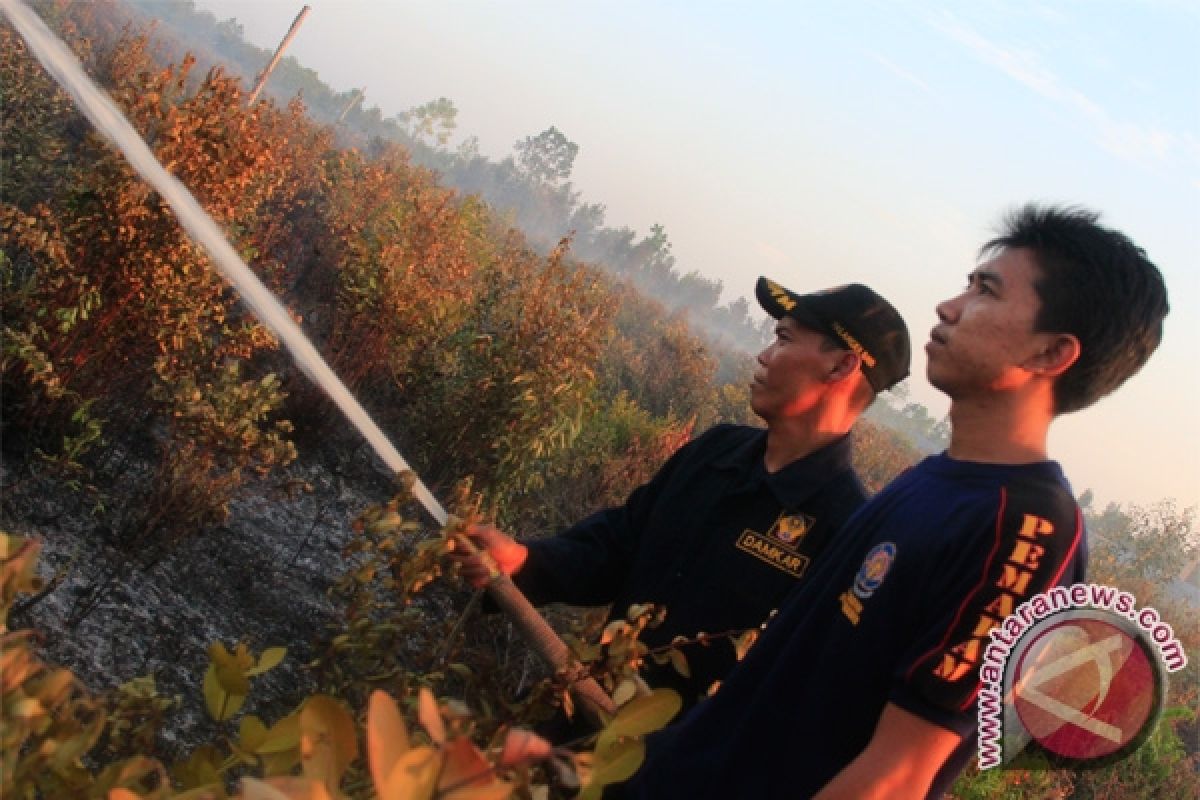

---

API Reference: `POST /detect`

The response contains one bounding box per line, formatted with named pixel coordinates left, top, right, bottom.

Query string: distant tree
left=397, top=96, right=458, bottom=147
left=634, top=224, right=676, bottom=285
left=900, top=402, right=950, bottom=444
left=213, top=16, right=244, bottom=49
left=513, top=125, right=579, bottom=186
left=1088, top=499, right=1198, bottom=587
left=725, top=297, right=750, bottom=329
left=676, top=270, right=722, bottom=311
left=569, top=201, right=607, bottom=236
left=455, top=134, right=481, bottom=160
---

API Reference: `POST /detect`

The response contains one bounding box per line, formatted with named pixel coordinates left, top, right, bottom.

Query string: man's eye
left=968, top=277, right=992, bottom=295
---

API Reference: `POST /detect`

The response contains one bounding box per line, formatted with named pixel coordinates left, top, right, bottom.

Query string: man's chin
left=925, top=366, right=952, bottom=397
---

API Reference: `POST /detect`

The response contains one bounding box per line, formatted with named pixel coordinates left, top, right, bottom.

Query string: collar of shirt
left=711, top=429, right=855, bottom=507
left=925, top=451, right=1068, bottom=488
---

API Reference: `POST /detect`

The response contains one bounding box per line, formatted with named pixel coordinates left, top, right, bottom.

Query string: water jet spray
left=1, top=0, right=616, bottom=721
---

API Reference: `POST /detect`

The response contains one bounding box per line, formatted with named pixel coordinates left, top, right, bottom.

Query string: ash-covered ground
left=1, top=445, right=403, bottom=758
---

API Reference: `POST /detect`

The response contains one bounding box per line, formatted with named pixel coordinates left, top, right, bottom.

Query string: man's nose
left=935, top=295, right=961, bottom=324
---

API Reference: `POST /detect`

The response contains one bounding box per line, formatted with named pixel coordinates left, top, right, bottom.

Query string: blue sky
left=191, top=0, right=1199, bottom=510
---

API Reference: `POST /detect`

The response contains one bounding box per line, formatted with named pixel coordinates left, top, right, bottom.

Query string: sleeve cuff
left=888, top=685, right=978, bottom=738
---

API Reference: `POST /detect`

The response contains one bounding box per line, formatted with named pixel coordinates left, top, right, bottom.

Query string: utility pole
left=246, top=5, right=311, bottom=106
left=336, top=87, right=365, bottom=124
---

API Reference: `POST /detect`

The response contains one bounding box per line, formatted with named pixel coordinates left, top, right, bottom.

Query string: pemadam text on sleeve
left=901, top=480, right=1084, bottom=715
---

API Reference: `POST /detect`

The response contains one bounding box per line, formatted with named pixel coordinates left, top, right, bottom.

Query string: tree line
left=123, top=0, right=776, bottom=357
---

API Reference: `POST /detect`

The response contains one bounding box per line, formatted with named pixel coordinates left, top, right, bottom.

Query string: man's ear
left=1027, top=333, right=1081, bottom=377
left=828, top=350, right=862, bottom=383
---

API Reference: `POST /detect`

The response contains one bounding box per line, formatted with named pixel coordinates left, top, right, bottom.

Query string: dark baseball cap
left=755, top=276, right=911, bottom=393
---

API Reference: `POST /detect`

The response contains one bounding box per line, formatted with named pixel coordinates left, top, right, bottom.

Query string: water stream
left=1, top=0, right=448, bottom=525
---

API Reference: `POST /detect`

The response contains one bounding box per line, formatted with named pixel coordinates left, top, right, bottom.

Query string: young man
left=614, top=205, right=1170, bottom=799
left=453, top=278, right=911, bottom=707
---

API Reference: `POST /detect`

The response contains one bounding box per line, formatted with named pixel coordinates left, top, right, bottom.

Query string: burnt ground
left=0, top=442, right=412, bottom=759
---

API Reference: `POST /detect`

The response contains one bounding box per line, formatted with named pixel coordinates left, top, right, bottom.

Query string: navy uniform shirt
left=512, top=423, right=867, bottom=704
left=621, top=453, right=1086, bottom=799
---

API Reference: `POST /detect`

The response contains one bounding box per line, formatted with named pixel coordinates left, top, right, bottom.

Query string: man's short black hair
left=982, top=205, right=1169, bottom=415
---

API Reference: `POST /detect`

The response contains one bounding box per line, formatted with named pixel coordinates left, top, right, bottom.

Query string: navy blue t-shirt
left=620, top=453, right=1086, bottom=799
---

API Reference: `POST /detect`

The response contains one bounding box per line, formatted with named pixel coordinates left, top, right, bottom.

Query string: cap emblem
left=831, top=321, right=877, bottom=368
left=765, top=279, right=796, bottom=312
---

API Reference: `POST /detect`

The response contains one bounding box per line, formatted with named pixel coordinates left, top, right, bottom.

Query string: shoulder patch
left=839, top=541, right=898, bottom=625
left=854, top=542, right=897, bottom=599
left=905, top=484, right=1083, bottom=713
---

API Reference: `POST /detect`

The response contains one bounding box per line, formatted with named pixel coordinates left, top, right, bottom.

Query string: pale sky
left=189, top=0, right=1199, bottom=511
